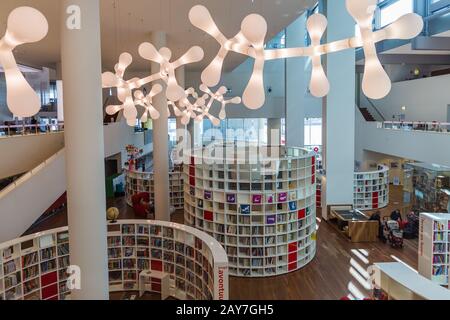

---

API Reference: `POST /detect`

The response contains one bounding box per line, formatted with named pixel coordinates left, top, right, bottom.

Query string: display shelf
left=406, top=163, right=450, bottom=213
left=418, top=213, right=450, bottom=287
left=106, top=220, right=228, bottom=300
left=316, top=171, right=323, bottom=209
left=125, top=167, right=185, bottom=210
left=354, top=165, right=389, bottom=211
left=184, top=145, right=317, bottom=277
left=0, top=228, right=69, bottom=301
left=0, top=221, right=229, bottom=300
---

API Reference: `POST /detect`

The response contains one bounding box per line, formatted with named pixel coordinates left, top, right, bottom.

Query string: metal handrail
left=379, top=121, right=450, bottom=133
left=366, top=98, right=386, bottom=122
left=0, top=122, right=65, bottom=138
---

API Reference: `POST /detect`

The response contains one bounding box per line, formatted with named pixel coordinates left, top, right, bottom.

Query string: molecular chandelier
left=189, top=0, right=424, bottom=108
left=0, top=0, right=423, bottom=125
left=0, top=7, right=48, bottom=118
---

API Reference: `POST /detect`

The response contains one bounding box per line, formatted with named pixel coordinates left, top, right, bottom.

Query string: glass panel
left=380, top=0, right=414, bottom=27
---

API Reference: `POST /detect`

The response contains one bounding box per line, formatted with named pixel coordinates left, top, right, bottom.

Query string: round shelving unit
left=354, top=165, right=390, bottom=210
left=184, top=144, right=317, bottom=277
left=0, top=220, right=229, bottom=301
left=125, top=169, right=185, bottom=210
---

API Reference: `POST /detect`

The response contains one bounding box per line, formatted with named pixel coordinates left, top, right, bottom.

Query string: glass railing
left=378, top=121, right=450, bottom=133
left=0, top=122, right=65, bottom=138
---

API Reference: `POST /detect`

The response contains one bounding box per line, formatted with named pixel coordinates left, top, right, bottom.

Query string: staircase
left=359, top=107, right=377, bottom=122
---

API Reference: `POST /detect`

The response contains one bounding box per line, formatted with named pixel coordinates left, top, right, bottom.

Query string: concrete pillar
left=175, top=67, right=186, bottom=144
left=151, top=31, right=170, bottom=221
left=60, top=0, right=109, bottom=299
left=321, top=0, right=356, bottom=219
left=267, top=118, right=281, bottom=146
left=285, top=14, right=306, bottom=148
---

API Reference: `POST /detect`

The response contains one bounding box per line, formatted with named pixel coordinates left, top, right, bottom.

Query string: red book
left=298, top=209, right=306, bottom=220
left=41, top=271, right=57, bottom=287
left=204, top=211, right=214, bottom=222
left=152, top=283, right=162, bottom=292
left=288, top=242, right=298, bottom=253
left=151, top=260, right=163, bottom=271
left=41, top=284, right=58, bottom=300
left=288, top=252, right=297, bottom=263
left=189, top=166, right=195, bottom=176
left=288, top=262, right=297, bottom=271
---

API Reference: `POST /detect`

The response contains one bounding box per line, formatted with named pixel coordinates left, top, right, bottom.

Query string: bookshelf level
left=0, top=220, right=229, bottom=300
left=184, top=145, right=317, bottom=277
left=354, top=165, right=389, bottom=211
left=125, top=169, right=185, bottom=210
left=419, top=213, right=450, bottom=288
left=0, top=227, right=70, bottom=301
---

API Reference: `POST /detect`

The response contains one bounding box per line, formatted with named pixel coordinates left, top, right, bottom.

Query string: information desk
left=374, top=262, right=450, bottom=300
left=330, top=209, right=378, bottom=243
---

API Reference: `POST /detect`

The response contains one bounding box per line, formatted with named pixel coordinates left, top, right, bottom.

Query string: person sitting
left=131, top=192, right=153, bottom=218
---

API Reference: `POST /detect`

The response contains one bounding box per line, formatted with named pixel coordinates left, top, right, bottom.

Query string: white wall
left=361, top=74, right=450, bottom=122
left=0, top=150, right=66, bottom=243
left=103, top=119, right=153, bottom=167
left=0, top=133, right=64, bottom=180
left=356, top=110, right=450, bottom=167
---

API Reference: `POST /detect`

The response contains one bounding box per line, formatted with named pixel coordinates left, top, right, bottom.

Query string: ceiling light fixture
left=0, top=7, right=48, bottom=117
left=189, top=0, right=423, bottom=107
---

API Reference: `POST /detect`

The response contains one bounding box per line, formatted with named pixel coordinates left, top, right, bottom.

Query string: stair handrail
left=366, top=98, right=386, bottom=122
left=0, top=149, right=65, bottom=200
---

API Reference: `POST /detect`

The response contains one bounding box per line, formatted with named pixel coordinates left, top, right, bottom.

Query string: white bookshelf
left=418, top=213, right=450, bottom=287
left=106, top=220, right=228, bottom=300
left=0, top=220, right=229, bottom=300
left=0, top=227, right=70, bottom=301
left=354, top=165, right=389, bottom=211
left=125, top=169, right=185, bottom=210
left=184, top=145, right=317, bottom=277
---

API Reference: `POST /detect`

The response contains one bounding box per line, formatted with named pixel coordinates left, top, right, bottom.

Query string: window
left=379, top=0, right=414, bottom=27
left=304, top=118, right=322, bottom=147
left=429, top=0, right=450, bottom=14
left=201, top=119, right=268, bottom=146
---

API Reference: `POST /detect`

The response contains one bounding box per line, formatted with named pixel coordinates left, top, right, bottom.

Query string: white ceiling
left=0, top=0, right=316, bottom=73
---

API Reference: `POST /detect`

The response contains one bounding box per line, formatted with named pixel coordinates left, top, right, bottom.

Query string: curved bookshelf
left=354, top=165, right=390, bottom=211
left=184, top=144, right=317, bottom=277
left=125, top=169, right=185, bottom=210
left=0, top=220, right=229, bottom=300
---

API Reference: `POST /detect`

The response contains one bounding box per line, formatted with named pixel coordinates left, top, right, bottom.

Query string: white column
left=267, top=118, right=281, bottom=146
left=175, top=67, right=186, bottom=144
left=151, top=31, right=170, bottom=221
left=60, top=0, right=109, bottom=299
left=285, top=14, right=307, bottom=148
left=321, top=0, right=356, bottom=219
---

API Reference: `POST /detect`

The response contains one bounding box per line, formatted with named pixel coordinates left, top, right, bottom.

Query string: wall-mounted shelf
left=184, top=145, right=317, bottom=277
left=354, top=165, right=389, bottom=211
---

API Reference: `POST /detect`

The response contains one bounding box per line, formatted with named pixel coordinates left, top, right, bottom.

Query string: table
left=139, top=270, right=170, bottom=300
left=374, top=262, right=450, bottom=300
left=331, top=209, right=379, bottom=243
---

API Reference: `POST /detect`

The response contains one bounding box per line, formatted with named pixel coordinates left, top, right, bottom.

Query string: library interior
left=1, top=0, right=450, bottom=302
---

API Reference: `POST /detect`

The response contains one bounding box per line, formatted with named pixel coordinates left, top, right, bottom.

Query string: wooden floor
left=25, top=185, right=418, bottom=300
